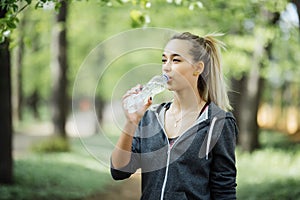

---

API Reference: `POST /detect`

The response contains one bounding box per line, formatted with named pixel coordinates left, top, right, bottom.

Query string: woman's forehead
left=163, top=39, right=193, bottom=59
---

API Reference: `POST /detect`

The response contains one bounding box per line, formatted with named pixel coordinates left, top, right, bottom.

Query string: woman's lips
left=166, top=75, right=172, bottom=81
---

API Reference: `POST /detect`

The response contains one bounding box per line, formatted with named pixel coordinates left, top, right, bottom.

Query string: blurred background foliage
left=9, top=0, right=300, bottom=134
left=1, top=0, right=300, bottom=199
left=9, top=0, right=300, bottom=99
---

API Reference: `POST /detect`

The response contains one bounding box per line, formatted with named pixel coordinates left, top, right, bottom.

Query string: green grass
left=0, top=139, right=112, bottom=200
left=237, top=131, right=300, bottom=200
left=2, top=127, right=300, bottom=200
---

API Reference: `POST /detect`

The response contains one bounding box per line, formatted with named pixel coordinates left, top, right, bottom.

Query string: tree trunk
left=238, top=73, right=263, bottom=152
left=0, top=9, right=13, bottom=185
left=292, top=0, right=300, bottom=35
left=50, top=0, right=68, bottom=137
left=237, top=28, right=266, bottom=151
left=237, top=9, right=279, bottom=151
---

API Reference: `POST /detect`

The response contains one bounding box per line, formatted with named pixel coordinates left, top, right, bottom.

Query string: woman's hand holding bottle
left=122, top=84, right=153, bottom=128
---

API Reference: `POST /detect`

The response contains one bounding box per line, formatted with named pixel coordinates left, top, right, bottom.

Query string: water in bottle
left=124, top=74, right=169, bottom=113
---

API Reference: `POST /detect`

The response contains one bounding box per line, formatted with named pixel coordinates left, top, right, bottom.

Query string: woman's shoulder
left=207, top=102, right=238, bottom=138
left=208, top=102, right=236, bottom=121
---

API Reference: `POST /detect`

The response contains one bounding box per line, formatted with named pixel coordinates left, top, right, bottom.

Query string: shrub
left=31, top=136, right=70, bottom=153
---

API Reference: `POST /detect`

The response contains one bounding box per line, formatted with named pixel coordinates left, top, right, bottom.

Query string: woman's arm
left=111, top=121, right=136, bottom=169
left=210, top=115, right=238, bottom=199
left=110, top=86, right=152, bottom=179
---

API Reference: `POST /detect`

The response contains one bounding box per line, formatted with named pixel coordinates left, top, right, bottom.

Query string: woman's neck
left=172, top=88, right=204, bottom=112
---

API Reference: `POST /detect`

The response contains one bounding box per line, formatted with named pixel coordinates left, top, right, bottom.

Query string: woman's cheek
left=174, top=68, right=190, bottom=83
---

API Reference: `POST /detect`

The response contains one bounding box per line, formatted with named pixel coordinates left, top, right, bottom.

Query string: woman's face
left=162, top=39, right=198, bottom=92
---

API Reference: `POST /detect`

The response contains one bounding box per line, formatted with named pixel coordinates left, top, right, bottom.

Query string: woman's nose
left=162, top=61, right=171, bottom=72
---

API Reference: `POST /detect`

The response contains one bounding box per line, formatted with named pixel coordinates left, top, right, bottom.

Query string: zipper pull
left=167, top=148, right=170, bottom=155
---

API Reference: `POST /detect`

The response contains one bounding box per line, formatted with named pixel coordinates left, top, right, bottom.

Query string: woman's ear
left=194, top=61, right=204, bottom=75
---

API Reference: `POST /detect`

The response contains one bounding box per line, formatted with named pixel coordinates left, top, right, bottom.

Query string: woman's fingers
left=145, top=97, right=152, bottom=107
left=141, top=97, right=152, bottom=113
left=122, top=84, right=143, bottom=100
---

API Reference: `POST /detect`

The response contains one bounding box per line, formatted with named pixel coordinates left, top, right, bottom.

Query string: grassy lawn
left=237, top=131, right=300, bottom=200
left=0, top=137, right=113, bottom=200
left=1, top=127, right=300, bottom=200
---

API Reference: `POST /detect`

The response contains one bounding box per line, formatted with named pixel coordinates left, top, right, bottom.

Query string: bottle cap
left=162, top=74, right=169, bottom=83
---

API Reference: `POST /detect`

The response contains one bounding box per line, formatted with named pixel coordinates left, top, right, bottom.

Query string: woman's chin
left=166, top=85, right=174, bottom=91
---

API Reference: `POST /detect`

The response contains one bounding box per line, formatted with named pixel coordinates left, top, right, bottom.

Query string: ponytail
left=171, top=32, right=232, bottom=111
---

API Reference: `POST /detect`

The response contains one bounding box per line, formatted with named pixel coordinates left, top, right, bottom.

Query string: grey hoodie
left=111, top=102, right=238, bottom=200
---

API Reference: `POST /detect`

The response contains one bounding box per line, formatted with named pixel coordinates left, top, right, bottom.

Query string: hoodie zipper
left=160, top=147, right=170, bottom=200
left=154, top=112, right=171, bottom=200
left=155, top=112, right=206, bottom=200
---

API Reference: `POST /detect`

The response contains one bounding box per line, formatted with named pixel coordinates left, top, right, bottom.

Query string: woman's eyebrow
left=162, top=53, right=181, bottom=57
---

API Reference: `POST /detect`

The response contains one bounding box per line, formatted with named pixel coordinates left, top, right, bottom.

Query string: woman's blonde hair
left=170, top=32, right=232, bottom=111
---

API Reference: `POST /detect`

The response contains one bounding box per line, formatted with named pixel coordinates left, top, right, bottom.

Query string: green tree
left=50, top=0, right=68, bottom=137
left=12, top=8, right=27, bottom=123
left=0, top=4, right=13, bottom=185
left=231, top=1, right=288, bottom=151
left=0, top=0, right=60, bottom=184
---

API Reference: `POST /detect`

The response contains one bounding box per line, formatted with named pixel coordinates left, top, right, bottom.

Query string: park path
left=13, top=122, right=53, bottom=158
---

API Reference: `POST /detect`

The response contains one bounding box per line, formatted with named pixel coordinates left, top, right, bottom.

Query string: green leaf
left=7, top=20, right=16, bottom=28
left=11, top=3, right=18, bottom=12
left=130, top=9, right=145, bottom=27
left=115, top=0, right=124, bottom=5
left=0, top=35, right=5, bottom=43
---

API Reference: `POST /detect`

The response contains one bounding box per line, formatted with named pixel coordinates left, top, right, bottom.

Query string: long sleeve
left=111, top=135, right=141, bottom=180
left=210, top=116, right=238, bottom=199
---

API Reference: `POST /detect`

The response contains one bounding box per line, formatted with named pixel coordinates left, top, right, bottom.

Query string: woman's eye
left=173, top=59, right=181, bottom=63
left=162, top=59, right=167, bottom=63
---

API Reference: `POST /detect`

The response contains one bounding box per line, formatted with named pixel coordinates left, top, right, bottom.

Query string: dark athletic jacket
left=111, top=102, right=238, bottom=200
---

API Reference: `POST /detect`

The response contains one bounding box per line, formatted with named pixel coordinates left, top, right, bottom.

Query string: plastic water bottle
left=124, top=74, right=169, bottom=113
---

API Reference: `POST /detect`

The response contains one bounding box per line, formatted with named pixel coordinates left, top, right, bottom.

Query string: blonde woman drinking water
left=111, top=32, right=238, bottom=200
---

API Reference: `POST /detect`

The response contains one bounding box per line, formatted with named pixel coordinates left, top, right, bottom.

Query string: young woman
left=111, top=32, right=238, bottom=200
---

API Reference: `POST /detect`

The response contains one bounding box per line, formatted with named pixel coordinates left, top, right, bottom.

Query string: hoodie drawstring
left=206, top=117, right=217, bottom=160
